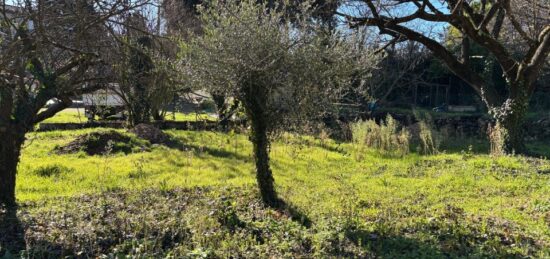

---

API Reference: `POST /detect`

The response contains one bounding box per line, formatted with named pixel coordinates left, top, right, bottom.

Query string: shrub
left=55, top=131, right=150, bottom=155
left=351, top=115, right=410, bottom=158
left=413, top=111, right=441, bottom=155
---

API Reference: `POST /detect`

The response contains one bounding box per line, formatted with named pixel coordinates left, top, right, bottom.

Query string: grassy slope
left=12, top=129, right=550, bottom=257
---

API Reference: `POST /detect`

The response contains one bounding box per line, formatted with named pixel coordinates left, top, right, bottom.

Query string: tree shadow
left=0, top=206, right=26, bottom=257
left=341, top=228, right=447, bottom=258
left=313, top=142, right=349, bottom=156
left=161, top=137, right=251, bottom=162
left=273, top=198, right=312, bottom=228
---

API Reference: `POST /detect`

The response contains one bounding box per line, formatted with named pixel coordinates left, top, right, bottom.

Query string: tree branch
left=524, top=26, right=550, bottom=87
left=34, top=96, right=73, bottom=124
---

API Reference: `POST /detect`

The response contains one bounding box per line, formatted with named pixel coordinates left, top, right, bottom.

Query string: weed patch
left=32, top=164, right=73, bottom=178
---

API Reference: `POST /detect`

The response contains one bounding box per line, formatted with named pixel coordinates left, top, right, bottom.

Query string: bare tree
left=339, top=0, right=550, bottom=153
left=0, top=0, right=153, bottom=206
left=369, top=41, right=429, bottom=105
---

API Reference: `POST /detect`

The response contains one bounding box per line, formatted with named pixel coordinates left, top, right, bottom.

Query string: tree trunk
left=0, top=128, right=25, bottom=207
left=494, top=96, right=529, bottom=154
left=250, top=117, right=278, bottom=207
left=152, top=108, right=163, bottom=121
left=129, top=101, right=151, bottom=126
left=491, top=81, right=530, bottom=154
left=212, top=94, right=230, bottom=130
left=242, top=81, right=278, bottom=207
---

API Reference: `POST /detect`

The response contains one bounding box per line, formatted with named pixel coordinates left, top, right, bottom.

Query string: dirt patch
left=129, top=124, right=169, bottom=144
left=55, top=130, right=149, bottom=155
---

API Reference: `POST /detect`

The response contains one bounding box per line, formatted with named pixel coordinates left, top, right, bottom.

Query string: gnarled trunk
left=491, top=82, right=530, bottom=154
left=0, top=128, right=25, bottom=207
left=213, top=94, right=239, bottom=131
left=242, top=81, right=278, bottom=207
left=212, top=94, right=229, bottom=130
left=250, top=117, right=277, bottom=207
left=497, top=105, right=527, bottom=154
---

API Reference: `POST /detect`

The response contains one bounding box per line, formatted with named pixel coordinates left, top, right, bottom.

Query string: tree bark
left=0, top=128, right=25, bottom=207
left=212, top=94, right=230, bottom=129
left=250, top=117, right=278, bottom=207
left=493, top=82, right=530, bottom=154
left=152, top=108, right=164, bottom=121
left=242, top=81, right=278, bottom=207
left=129, top=98, right=151, bottom=126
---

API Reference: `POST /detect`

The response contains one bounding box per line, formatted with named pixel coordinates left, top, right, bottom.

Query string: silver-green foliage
left=182, top=0, right=377, bottom=132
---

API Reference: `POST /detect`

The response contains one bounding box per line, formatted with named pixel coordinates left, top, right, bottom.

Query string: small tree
left=184, top=0, right=376, bottom=206
left=108, top=12, right=181, bottom=126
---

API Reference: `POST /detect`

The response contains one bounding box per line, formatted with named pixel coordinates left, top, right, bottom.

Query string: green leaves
left=183, top=0, right=378, bottom=132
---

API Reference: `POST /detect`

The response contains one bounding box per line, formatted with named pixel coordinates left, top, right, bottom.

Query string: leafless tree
left=0, top=0, right=154, bottom=206
left=339, top=0, right=550, bottom=153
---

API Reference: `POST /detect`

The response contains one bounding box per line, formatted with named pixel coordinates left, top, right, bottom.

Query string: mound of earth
left=55, top=130, right=149, bottom=155
left=129, top=123, right=169, bottom=144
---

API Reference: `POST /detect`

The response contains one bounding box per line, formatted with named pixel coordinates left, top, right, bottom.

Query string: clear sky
left=337, top=0, right=450, bottom=42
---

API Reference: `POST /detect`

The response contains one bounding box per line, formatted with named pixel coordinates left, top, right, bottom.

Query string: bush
left=55, top=131, right=150, bottom=155
left=351, top=115, right=410, bottom=158
left=413, top=111, right=441, bottom=155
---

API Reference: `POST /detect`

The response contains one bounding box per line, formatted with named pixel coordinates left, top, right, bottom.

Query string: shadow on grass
left=313, top=142, right=349, bottom=156
left=162, top=137, right=251, bottom=162
left=274, top=198, right=312, bottom=228
left=341, top=228, right=447, bottom=258
left=0, top=206, right=26, bottom=257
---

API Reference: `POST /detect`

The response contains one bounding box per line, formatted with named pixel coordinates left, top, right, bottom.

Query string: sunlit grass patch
left=13, top=128, right=550, bottom=257
left=40, top=108, right=216, bottom=124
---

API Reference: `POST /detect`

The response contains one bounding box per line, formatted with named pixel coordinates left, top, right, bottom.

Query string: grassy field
left=41, top=108, right=215, bottom=123
left=5, top=128, right=549, bottom=257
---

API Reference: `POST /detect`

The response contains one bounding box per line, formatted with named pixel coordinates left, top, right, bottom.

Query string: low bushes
left=6, top=187, right=547, bottom=258
left=351, top=112, right=446, bottom=157
left=351, top=115, right=410, bottom=158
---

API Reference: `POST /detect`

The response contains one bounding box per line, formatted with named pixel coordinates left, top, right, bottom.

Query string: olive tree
left=184, top=0, right=376, bottom=207
left=164, top=0, right=340, bottom=128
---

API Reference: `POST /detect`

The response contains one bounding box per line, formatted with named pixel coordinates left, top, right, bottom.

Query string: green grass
left=40, top=108, right=215, bottom=123
left=40, top=108, right=89, bottom=123
left=7, top=129, right=550, bottom=257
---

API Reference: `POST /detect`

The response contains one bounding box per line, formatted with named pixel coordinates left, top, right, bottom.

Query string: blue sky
left=337, top=0, right=450, bottom=42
